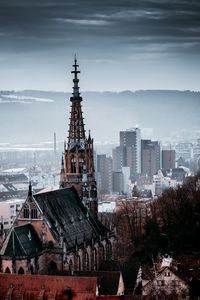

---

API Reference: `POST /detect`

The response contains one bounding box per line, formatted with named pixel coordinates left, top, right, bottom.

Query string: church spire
left=60, top=58, right=98, bottom=217
left=70, top=55, right=82, bottom=101
left=68, top=57, right=85, bottom=149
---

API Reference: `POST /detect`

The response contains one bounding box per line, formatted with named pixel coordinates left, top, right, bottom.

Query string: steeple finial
left=70, top=55, right=82, bottom=101
left=28, top=181, right=32, bottom=197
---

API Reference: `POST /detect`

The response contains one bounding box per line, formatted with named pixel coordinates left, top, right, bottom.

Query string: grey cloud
left=55, top=18, right=110, bottom=26
left=0, top=0, right=200, bottom=91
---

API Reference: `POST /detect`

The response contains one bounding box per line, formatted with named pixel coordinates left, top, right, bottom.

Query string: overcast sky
left=0, top=0, right=200, bottom=91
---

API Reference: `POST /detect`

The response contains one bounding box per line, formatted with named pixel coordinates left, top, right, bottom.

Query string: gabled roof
left=34, top=187, right=108, bottom=251
left=2, top=223, right=41, bottom=257
left=142, top=266, right=189, bottom=289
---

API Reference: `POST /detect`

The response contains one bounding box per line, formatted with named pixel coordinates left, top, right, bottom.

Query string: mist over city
left=0, top=1, right=200, bottom=299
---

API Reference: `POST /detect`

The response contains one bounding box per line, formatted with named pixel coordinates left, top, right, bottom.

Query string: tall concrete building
left=162, top=150, right=175, bottom=170
left=97, top=154, right=112, bottom=195
left=112, top=171, right=123, bottom=194
left=112, top=146, right=126, bottom=172
left=141, top=139, right=160, bottom=179
left=119, top=127, right=141, bottom=177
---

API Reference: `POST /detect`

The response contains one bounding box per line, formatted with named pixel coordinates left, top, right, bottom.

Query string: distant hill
left=0, top=90, right=199, bottom=144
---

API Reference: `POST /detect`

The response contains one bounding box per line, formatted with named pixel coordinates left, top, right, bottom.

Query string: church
left=0, top=58, right=114, bottom=275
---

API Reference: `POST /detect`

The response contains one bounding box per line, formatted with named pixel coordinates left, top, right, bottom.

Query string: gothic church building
left=0, top=59, right=113, bottom=275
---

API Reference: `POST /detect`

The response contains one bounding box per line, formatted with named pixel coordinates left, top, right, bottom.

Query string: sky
left=0, top=0, right=200, bottom=91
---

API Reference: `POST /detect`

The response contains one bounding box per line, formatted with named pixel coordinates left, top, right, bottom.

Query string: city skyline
left=0, top=0, right=200, bottom=91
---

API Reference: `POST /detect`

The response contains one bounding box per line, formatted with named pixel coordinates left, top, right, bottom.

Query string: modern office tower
left=141, top=139, right=160, bottom=179
left=162, top=150, right=175, bottom=170
left=112, top=171, right=123, bottom=194
left=112, top=146, right=126, bottom=172
left=119, top=127, right=141, bottom=176
left=97, top=154, right=112, bottom=195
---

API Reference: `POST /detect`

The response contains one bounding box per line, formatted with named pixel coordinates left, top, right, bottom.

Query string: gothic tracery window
left=71, top=156, right=76, bottom=173
left=24, top=207, right=29, bottom=219
left=31, top=208, right=38, bottom=219
left=79, top=157, right=84, bottom=173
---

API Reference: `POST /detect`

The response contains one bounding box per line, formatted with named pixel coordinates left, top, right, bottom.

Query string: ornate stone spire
left=60, top=58, right=98, bottom=217
left=68, top=56, right=85, bottom=150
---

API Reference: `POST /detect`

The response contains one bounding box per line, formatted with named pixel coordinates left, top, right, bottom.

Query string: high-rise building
left=141, top=139, right=160, bottom=179
left=112, top=146, right=126, bottom=172
left=60, top=58, right=97, bottom=216
left=112, top=171, right=123, bottom=194
left=119, top=127, right=141, bottom=177
left=97, top=154, right=112, bottom=195
left=162, top=150, right=175, bottom=170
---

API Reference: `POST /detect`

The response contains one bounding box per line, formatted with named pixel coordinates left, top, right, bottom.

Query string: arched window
left=71, top=156, right=76, bottom=173
left=48, top=260, right=57, bottom=274
left=5, top=267, right=11, bottom=273
left=75, top=255, right=81, bottom=271
left=69, top=259, right=73, bottom=275
left=79, top=157, right=84, bottom=173
left=93, top=248, right=97, bottom=271
left=85, top=252, right=89, bottom=271
left=99, top=244, right=105, bottom=262
left=106, top=242, right=112, bottom=259
left=18, top=267, right=24, bottom=274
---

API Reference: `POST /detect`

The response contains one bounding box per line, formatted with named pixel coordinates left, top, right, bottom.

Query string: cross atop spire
left=70, top=55, right=82, bottom=101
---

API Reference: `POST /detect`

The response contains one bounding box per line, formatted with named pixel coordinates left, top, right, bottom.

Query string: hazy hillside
left=0, top=90, right=199, bottom=144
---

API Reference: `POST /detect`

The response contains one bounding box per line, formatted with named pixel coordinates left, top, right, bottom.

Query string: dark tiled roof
left=99, top=260, right=121, bottom=272
left=34, top=187, right=108, bottom=251
left=4, top=224, right=41, bottom=257
left=73, top=271, right=121, bottom=295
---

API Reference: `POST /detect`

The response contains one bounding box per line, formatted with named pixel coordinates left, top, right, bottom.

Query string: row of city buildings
left=96, top=128, right=200, bottom=197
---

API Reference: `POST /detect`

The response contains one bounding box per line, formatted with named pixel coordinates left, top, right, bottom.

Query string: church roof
left=2, top=223, right=41, bottom=257
left=34, top=187, right=108, bottom=251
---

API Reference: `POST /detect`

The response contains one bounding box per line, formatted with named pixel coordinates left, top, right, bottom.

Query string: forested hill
left=0, top=89, right=199, bottom=144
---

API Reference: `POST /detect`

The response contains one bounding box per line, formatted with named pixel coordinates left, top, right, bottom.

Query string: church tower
left=60, top=57, right=98, bottom=216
